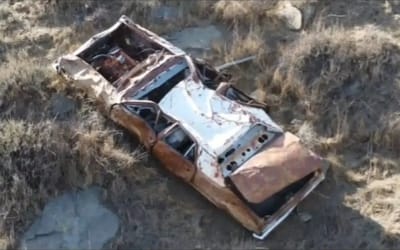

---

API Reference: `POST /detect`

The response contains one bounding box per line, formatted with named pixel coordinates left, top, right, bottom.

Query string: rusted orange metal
left=231, top=132, right=323, bottom=204
left=53, top=15, right=327, bottom=240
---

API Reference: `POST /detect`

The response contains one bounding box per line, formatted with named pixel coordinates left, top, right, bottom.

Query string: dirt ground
left=1, top=0, right=400, bottom=249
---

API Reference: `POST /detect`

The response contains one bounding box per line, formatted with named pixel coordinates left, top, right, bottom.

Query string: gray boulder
left=21, top=186, right=119, bottom=250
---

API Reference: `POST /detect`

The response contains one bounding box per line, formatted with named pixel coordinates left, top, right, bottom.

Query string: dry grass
left=0, top=117, right=144, bottom=248
left=263, top=25, right=400, bottom=152
left=0, top=52, right=51, bottom=119
left=0, top=3, right=145, bottom=247
left=0, top=51, right=144, bottom=247
left=2, top=0, right=400, bottom=249
left=254, top=23, right=400, bottom=245
left=352, top=175, right=400, bottom=234
left=214, top=0, right=278, bottom=24
left=211, top=27, right=267, bottom=66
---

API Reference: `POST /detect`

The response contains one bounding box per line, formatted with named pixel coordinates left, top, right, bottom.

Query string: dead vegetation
left=0, top=117, right=144, bottom=248
left=254, top=23, right=400, bottom=247
left=1, top=0, right=400, bottom=249
left=0, top=2, right=146, bottom=247
left=264, top=24, right=400, bottom=152
left=214, top=0, right=278, bottom=25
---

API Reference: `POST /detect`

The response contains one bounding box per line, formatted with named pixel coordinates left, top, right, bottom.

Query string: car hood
left=230, top=132, right=323, bottom=204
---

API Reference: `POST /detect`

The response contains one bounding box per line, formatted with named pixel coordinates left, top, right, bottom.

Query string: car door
left=152, top=124, right=197, bottom=182
left=110, top=101, right=159, bottom=150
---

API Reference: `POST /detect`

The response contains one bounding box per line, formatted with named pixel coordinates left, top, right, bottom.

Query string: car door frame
left=152, top=122, right=198, bottom=182
left=109, top=100, right=160, bottom=150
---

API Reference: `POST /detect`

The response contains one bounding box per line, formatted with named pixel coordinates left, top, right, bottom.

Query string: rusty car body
left=53, top=16, right=327, bottom=239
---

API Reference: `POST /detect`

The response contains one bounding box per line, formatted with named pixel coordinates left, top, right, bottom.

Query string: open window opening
left=133, top=59, right=189, bottom=103
left=221, top=85, right=269, bottom=112
left=164, top=127, right=197, bottom=162
left=124, top=104, right=173, bottom=133
left=78, top=24, right=166, bottom=85
left=194, top=59, right=231, bottom=90
left=224, top=86, right=252, bottom=103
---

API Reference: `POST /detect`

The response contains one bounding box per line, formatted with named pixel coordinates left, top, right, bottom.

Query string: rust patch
left=54, top=15, right=327, bottom=239
left=230, top=132, right=323, bottom=204
left=122, top=56, right=184, bottom=99
left=152, top=140, right=196, bottom=182
left=191, top=171, right=265, bottom=233
left=110, top=104, right=156, bottom=150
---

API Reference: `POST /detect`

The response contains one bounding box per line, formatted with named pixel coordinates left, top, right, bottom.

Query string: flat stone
left=49, top=93, right=76, bottom=120
left=21, top=186, right=119, bottom=250
left=166, top=25, right=224, bottom=57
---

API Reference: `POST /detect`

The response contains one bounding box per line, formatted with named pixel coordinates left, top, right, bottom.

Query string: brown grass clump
left=0, top=53, right=51, bottom=120
left=0, top=116, right=143, bottom=249
left=213, top=0, right=278, bottom=24
left=263, top=25, right=400, bottom=153
left=0, top=47, right=144, bottom=249
left=344, top=173, right=400, bottom=247
left=212, top=27, right=267, bottom=65
left=255, top=24, right=400, bottom=245
left=0, top=120, right=72, bottom=248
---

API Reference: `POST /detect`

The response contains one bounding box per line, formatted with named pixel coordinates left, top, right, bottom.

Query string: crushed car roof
left=159, top=78, right=283, bottom=157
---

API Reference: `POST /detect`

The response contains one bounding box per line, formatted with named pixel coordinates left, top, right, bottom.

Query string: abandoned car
left=53, top=15, right=327, bottom=240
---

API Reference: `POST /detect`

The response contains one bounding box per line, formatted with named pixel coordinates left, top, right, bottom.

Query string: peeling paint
left=53, top=15, right=327, bottom=240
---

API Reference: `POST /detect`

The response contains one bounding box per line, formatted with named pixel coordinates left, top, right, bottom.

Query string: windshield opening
left=133, top=59, right=189, bottom=103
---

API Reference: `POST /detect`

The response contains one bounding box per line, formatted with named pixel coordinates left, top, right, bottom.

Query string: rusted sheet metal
left=55, top=54, right=120, bottom=109
left=122, top=55, right=185, bottom=99
left=191, top=170, right=265, bottom=233
left=91, top=48, right=138, bottom=83
left=69, top=15, right=185, bottom=59
left=230, top=132, right=323, bottom=204
left=158, top=77, right=283, bottom=185
left=53, top=15, right=327, bottom=241
left=253, top=166, right=326, bottom=239
left=110, top=104, right=156, bottom=150
left=152, top=140, right=196, bottom=182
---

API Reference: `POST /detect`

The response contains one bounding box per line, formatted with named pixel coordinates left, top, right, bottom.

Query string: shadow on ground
left=2, top=1, right=400, bottom=249
left=102, top=157, right=400, bottom=249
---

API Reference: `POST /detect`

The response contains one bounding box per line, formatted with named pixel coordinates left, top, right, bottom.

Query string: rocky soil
left=1, top=0, right=400, bottom=249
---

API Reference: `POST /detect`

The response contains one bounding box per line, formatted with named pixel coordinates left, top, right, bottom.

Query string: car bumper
left=252, top=163, right=327, bottom=240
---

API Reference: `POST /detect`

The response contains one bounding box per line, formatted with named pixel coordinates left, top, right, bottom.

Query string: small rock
left=275, top=1, right=303, bottom=31
left=290, top=118, right=303, bottom=126
left=49, top=93, right=76, bottom=120
left=298, top=211, right=313, bottom=222
left=21, top=186, right=119, bottom=250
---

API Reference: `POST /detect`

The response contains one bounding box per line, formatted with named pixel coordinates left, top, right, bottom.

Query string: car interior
left=77, top=23, right=167, bottom=87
